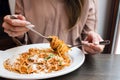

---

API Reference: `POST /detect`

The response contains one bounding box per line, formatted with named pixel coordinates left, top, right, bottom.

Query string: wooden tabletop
left=1, top=54, right=120, bottom=80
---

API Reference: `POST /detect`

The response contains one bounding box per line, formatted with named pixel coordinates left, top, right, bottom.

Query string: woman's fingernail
left=25, top=21, right=31, bottom=25
left=30, top=25, right=35, bottom=28
left=25, top=21, right=35, bottom=28
left=82, top=41, right=88, bottom=44
left=94, top=42, right=99, bottom=45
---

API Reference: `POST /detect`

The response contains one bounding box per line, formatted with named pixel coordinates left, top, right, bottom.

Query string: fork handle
left=99, top=40, right=110, bottom=45
left=69, top=40, right=110, bottom=48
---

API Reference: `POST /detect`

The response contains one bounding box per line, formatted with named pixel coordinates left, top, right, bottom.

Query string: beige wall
left=97, top=0, right=112, bottom=39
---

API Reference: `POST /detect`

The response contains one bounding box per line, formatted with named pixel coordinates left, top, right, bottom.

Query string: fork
left=10, top=15, right=52, bottom=42
left=25, top=24, right=52, bottom=42
left=23, top=25, right=110, bottom=47
left=69, top=40, right=110, bottom=48
left=10, top=15, right=110, bottom=47
left=25, top=25, right=110, bottom=47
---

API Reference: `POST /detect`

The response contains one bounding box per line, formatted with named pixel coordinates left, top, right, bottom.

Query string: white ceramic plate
left=0, top=43, right=85, bottom=80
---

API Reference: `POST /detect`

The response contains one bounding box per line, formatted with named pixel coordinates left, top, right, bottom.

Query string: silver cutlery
left=10, top=15, right=110, bottom=48
left=10, top=15, right=52, bottom=42
left=69, top=40, right=110, bottom=47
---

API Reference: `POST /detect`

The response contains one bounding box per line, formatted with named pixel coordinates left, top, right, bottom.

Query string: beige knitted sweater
left=14, top=0, right=97, bottom=45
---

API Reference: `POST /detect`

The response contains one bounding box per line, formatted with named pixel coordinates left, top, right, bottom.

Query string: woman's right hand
left=2, top=15, right=30, bottom=37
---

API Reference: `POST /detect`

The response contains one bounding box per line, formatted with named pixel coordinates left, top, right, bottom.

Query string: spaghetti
left=49, top=36, right=70, bottom=63
left=4, top=48, right=71, bottom=74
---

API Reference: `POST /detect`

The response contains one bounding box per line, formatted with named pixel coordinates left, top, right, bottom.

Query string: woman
left=2, top=0, right=104, bottom=54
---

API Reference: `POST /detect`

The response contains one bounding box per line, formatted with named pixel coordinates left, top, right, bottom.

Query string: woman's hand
left=2, top=15, right=29, bottom=37
left=82, top=31, right=105, bottom=55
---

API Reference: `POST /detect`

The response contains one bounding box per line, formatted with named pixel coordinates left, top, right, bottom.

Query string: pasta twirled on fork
left=49, top=36, right=70, bottom=64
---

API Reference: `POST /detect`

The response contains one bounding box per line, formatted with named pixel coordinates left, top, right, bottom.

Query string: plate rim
left=0, top=43, right=85, bottom=79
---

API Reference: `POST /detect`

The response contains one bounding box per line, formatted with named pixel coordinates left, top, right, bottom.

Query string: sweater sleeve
left=15, top=0, right=24, bottom=15
left=12, top=0, right=30, bottom=46
left=81, top=0, right=98, bottom=40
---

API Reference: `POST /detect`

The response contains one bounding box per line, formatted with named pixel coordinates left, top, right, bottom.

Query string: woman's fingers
left=17, top=14, right=26, bottom=20
left=2, top=22, right=29, bottom=37
left=84, top=46, right=97, bottom=55
left=4, top=15, right=29, bottom=27
left=89, top=44, right=104, bottom=52
left=83, top=31, right=105, bottom=54
left=2, top=15, right=31, bottom=37
left=82, top=42, right=105, bottom=54
left=83, top=43, right=104, bottom=54
left=2, top=22, right=29, bottom=32
left=4, top=29, right=28, bottom=37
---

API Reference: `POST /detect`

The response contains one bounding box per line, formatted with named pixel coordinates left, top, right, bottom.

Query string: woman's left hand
left=82, top=31, right=105, bottom=55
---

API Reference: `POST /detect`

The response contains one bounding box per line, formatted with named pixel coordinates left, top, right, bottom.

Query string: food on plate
left=4, top=48, right=71, bottom=74
left=49, top=36, right=70, bottom=62
left=4, top=36, right=71, bottom=74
